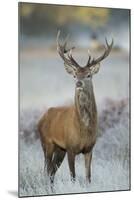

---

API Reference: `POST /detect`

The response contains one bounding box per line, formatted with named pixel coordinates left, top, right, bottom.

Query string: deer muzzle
left=76, top=81, right=83, bottom=88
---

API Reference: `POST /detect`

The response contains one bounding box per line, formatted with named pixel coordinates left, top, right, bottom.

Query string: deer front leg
left=67, top=151, right=76, bottom=181
left=84, top=151, right=92, bottom=183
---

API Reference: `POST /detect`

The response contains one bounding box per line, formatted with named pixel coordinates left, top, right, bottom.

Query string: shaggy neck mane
left=75, top=80, right=97, bottom=129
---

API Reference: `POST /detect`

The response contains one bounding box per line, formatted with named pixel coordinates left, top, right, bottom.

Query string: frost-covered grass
left=19, top=98, right=130, bottom=197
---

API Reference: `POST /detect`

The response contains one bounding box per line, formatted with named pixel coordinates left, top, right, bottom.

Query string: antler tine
left=63, top=34, right=70, bottom=53
left=85, top=38, right=114, bottom=68
left=67, top=49, right=81, bottom=68
left=56, top=30, right=61, bottom=51
left=57, top=30, right=72, bottom=65
left=86, top=50, right=92, bottom=66
left=57, top=30, right=81, bottom=68
left=105, top=38, right=114, bottom=49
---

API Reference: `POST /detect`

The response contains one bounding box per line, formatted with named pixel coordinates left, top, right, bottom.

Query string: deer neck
left=75, top=79, right=97, bottom=129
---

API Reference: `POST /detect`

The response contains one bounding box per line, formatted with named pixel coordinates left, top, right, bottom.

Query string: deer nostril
left=76, top=81, right=83, bottom=88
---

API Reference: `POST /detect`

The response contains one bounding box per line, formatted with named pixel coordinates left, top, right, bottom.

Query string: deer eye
left=87, top=74, right=91, bottom=78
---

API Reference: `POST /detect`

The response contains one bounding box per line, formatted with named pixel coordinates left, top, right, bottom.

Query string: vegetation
left=19, top=98, right=129, bottom=196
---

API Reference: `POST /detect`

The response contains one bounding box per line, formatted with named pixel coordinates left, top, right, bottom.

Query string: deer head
left=57, top=31, right=113, bottom=90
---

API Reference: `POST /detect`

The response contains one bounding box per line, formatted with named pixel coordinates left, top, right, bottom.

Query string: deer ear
left=90, top=63, right=100, bottom=75
left=64, top=63, right=76, bottom=75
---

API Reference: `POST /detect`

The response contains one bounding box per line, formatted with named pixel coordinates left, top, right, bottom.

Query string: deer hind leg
left=49, top=146, right=66, bottom=184
left=41, top=144, right=47, bottom=172
left=67, top=151, right=76, bottom=182
left=45, top=142, right=55, bottom=178
left=84, top=151, right=92, bottom=183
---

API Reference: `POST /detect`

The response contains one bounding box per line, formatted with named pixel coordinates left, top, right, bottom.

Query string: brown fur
left=38, top=79, right=98, bottom=185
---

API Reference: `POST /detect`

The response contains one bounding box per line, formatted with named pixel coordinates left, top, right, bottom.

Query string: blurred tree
left=19, top=3, right=110, bottom=35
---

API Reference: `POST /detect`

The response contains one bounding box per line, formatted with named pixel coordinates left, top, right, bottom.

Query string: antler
left=85, top=38, right=114, bottom=69
left=57, top=31, right=113, bottom=70
left=57, top=31, right=81, bottom=68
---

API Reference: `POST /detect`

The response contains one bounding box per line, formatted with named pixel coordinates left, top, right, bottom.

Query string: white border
left=18, top=0, right=132, bottom=9
left=0, top=0, right=133, bottom=199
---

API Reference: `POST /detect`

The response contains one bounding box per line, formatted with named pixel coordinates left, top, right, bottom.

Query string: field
left=19, top=49, right=130, bottom=196
left=19, top=97, right=130, bottom=196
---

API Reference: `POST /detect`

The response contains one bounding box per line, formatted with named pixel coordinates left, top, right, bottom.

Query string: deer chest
left=69, top=132, right=96, bottom=154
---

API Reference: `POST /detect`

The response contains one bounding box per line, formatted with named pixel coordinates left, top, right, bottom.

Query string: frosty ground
left=19, top=98, right=130, bottom=197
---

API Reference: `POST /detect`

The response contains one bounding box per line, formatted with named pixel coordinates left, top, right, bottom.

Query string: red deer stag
left=38, top=31, right=113, bottom=185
